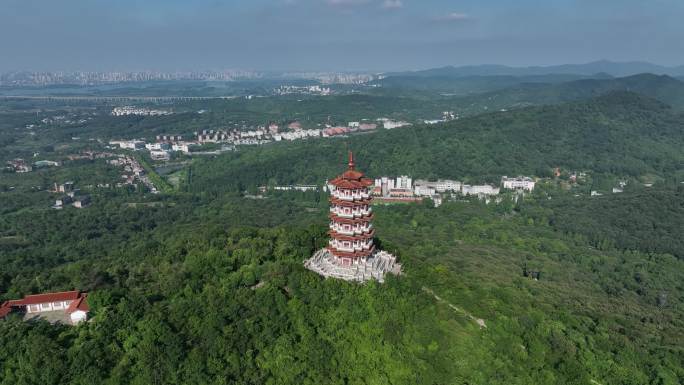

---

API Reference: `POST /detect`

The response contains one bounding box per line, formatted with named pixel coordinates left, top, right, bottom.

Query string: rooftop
left=329, top=152, right=374, bottom=189
left=14, top=290, right=81, bottom=305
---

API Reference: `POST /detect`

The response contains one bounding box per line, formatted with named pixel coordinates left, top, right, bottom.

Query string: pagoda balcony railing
left=330, top=237, right=373, bottom=245
left=332, top=191, right=371, bottom=201
left=330, top=205, right=372, bottom=212
left=329, top=243, right=374, bottom=253
left=329, top=208, right=372, bottom=218
left=330, top=224, right=373, bottom=235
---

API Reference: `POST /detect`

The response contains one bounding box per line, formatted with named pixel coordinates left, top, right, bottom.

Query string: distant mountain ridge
left=370, top=73, right=614, bottom=96
left=447, top=73, right=684, bottom=113
left=385, top=60, right=684, bottom=78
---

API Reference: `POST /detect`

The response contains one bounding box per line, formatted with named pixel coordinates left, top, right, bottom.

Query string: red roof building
left=327, top=152, right=376, bottom=265
left=0, top=302, right=13, bottom=318
left=0, top=290, right=89, bottom=325
left=13, top=290, right=81, bottom=306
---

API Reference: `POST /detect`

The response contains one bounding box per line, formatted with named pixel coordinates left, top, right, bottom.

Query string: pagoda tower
left=305, top=152, right=401, bottom=282
left=327, top=152, right=376, bottom=265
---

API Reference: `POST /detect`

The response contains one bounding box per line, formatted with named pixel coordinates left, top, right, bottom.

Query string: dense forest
left=1, top=183, right=683, bottom=384
left=375, top=73, right=684, bottom=111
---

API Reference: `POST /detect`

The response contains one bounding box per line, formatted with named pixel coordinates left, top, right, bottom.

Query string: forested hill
left=382, top=60, right=684, bottom=78
left=370, top=73, right=603, bottom=95
left=188, top=91, right=684, bottom=193
left=368, top=73, right=684, bottom=115
left=459, top=73, right=684, bottom=111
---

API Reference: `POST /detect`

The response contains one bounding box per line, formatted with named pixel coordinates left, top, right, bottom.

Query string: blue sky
left=0, top=0, right=683, bottom=72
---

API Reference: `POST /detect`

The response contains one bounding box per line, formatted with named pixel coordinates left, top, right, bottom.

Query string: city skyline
left=1, top=0, right=684, bottom=72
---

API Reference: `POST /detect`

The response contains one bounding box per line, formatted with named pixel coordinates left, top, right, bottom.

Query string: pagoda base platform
left=304, top=248, right=401, bottom=283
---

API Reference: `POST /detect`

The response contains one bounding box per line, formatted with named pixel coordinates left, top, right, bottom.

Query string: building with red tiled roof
left=0, top=290, right=89, bottom=325
left=65, top=294, right=90, bottom=324
left=14, top=290, right=81, bottom=306
left=0, top=302, right=13, bottom=318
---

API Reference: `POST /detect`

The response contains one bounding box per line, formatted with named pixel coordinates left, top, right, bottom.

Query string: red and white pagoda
left=305, top=152, right=401, bottom=282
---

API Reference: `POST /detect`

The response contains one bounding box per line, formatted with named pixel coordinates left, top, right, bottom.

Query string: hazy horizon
left=2, top=0, right=684, bottom=73
left=1, top=59, right=684, bottom=75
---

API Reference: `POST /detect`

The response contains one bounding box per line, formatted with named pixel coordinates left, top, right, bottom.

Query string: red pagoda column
left=327, top=152, right=376, bottom=266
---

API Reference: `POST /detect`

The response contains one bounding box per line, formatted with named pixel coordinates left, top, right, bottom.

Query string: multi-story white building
left=501, top=176, right=536, bottom=191
left=414, top=179, right=461, bottom=193
left=374, top=177, right=396, bottom=197
left=414, top=185, right=436, bottom=197
left=275, top=129, right=321, bottom=141
left=146, top=142, right=171, bottom=151
left=395, top=175, right=412, bottom=190
left=462, top=184, right=500, bottom=196
left=110, top=140, right=146, bottom=150
left=172, top=143, right=195, bottom=153
left=374, top=177, right=396, bottom=190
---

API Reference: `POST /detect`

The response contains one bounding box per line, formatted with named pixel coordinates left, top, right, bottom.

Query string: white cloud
left=434, top=12, right=471, bottom=22
left=382, top=0, right=403, bottom=9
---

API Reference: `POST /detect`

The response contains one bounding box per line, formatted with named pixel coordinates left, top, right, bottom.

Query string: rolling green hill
left=453, top=73, right=684, bottom=112
left=187, top=91, right=684, bottom=193
left=371, top=73, right=608, bottom=96
left=1, top=87, right=683, bottom=385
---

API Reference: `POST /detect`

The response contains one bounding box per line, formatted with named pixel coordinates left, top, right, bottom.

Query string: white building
left=501, top=176, right=536, bottom=191
left=276, top=129, right=321, bottom=141
left=54, top=195, right=73, bottom=209
left=414, top=179, right=462, bottom=193
left=381, top=120, right=411, bottom=129
left=110, top=140, right=146, bottom=150
left=395, top=175, right=413, bottom=190
left=150, top=150, right=171, bottom=161
left=73, top=195, right=91, bottom=208
left=414, top=185, right=436, bottom=197
left=172, top=143, right=195, bottom=154
left=68, top=296, right=89, bottom=324
left=112, top=106, right=171, bottom=116
left=462, top=184, right=500, bottom=196
left=146, top=142, right=171, bottom=151
left=374, top=177, right=396, bottom=190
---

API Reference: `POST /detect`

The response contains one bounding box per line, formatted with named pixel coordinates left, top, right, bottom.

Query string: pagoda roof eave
left=329, top=178, right=374, bottom=189
left=329, top=213, right=374, bottom=223
left=330, top=197, right=372, bottom=206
